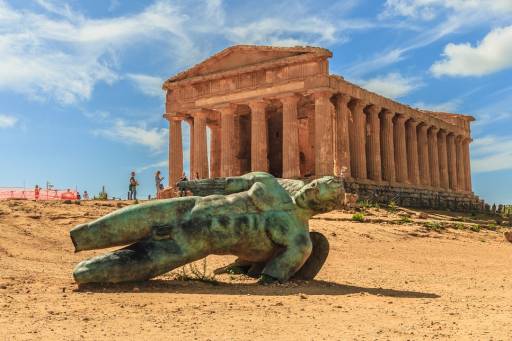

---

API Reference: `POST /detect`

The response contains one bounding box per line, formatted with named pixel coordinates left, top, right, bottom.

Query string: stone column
left=463, top=138, right=472, bottom=192
left=168, top=116, right=183, bottom=187
left=455, top=135, right=465, bottom=192
left=417, top=124, right=430, bottom=187
left=438, top=130, right=449, bottom=190
left=193, top=110, right=209, bottom=179
left=393, top=114, right=408, bottom=184
left=219, top=105, right=236, bottom=177
left=334, top=94, right=351, bottom=178
left=406, top=119, right=420, bottom=186
left=428, top=127, right=440, bottom=188
left=249, top=100, right=268, bottom=172
left=313, top=91, right=334, bottom=176
left=366, top=104, right=382, bottom=182
left=187, top=118, right=195, bottom=178
left=380, top=109, right=396, bottom=183
left=446, top=133, right=458, bottom=191
left=209, top=123, right=221, bottom=178
left=348, top=99, right=367, bottom=180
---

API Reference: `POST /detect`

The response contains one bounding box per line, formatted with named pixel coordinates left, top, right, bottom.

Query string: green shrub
left=399, top=215, right=413, bottom=224
left=352, top=213, right=365, bottom=222
left=387, top=200, right=398, bottom=213
left=469, top=225, right=481, bottom=232
left=424, top=221, right=444, bottom=232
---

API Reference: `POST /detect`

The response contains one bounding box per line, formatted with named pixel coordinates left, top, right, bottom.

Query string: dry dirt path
left=0, top=200, right=511, bottom=340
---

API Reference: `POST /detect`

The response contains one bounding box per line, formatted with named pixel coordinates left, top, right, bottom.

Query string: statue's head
left=294, top=176, right=344, bottom=213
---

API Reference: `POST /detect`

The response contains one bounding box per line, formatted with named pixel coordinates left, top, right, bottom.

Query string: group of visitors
left=127, top=170, right=167, bottom=200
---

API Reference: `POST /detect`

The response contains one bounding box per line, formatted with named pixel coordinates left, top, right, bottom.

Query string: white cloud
left=0, top=0, right=373, bottom=105
left=226, top=18, right=339, bottom=46
left=431, top=25, right=512, bottom=77
left=0, top=0, right=196, bottom=104
left=361, top=73, right=423, bottom=98
left=137, top=160, right=167, bottom=172
left=126, top=74, right=164, bottom=98
left=414, top=99, right=461, bottom=112
left=0, top=114, right=17, bottom=128
left=472, top=135, right=512, bottom=173
left=382, top=0, right=512, bottom=21
left=94, top=120, right=167, bottom=152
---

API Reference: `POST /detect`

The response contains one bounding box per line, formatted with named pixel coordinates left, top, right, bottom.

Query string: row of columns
left=336, top=96, right=472, bottom=193
left=167, top=91, right=472, bottom=194
left=167, top=91, right=337, bottom=186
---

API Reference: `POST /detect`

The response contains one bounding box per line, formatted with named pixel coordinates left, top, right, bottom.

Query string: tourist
left=177, top=172, right=188, bottom=197
left=83, top=191, right=89, bottom=200
left=76, top=192, right=81, bottom=200
left=34, top=185, right=40, bottom=201
left=155, top=170, right=164, bottom=198
left=128, top=171, right=138, bottom=200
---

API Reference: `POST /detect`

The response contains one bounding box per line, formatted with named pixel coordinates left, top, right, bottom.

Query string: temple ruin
left=162, top=45, right=484, bottom=210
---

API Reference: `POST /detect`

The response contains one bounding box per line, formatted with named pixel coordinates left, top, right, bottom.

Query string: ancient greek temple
left=162, top=45, right=483, bottom=209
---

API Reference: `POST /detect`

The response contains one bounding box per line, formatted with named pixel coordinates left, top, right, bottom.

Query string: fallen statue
left=70, top=172, right=344, bottom=284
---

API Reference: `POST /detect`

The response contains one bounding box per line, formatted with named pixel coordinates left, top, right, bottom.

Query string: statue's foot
left=257, top=274, right=279, bottom=285
left=291, top=231, right=330, bottom=281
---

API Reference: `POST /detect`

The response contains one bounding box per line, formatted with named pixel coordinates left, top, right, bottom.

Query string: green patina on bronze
left=70, top=172, right=344, bottom=284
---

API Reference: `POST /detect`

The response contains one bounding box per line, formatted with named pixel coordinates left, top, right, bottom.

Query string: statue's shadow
left=76, top=279, right=439, bottom=299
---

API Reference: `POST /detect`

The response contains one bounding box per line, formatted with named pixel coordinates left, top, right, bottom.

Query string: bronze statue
left=70, top=172, right=344, bottom=285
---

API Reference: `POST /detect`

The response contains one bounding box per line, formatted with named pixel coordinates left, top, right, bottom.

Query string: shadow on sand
left=76, top=279, right=440, bottom=299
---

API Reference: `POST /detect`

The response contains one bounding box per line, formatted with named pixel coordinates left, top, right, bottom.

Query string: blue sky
left=1, top=0, right=511, bottom=203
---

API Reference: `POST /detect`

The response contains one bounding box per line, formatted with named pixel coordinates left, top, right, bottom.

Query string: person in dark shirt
left=128, top=171, right=138, bottom=200
left=177, top=172, right=188, bottom=197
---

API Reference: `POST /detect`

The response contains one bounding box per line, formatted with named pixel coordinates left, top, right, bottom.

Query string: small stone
left=299, top=293, right=307, bottom=299
left=133, top=287, right=140, bottom=292
left=504, top=231, right=512, bottom=243
left=418, top=212, right=429, bottom=219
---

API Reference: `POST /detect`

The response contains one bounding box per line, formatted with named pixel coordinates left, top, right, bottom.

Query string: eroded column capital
left=312, top=90, right=334, bottom=102
left=248, top=99, right=268, bottom=112
left=337, top=93, right=351, bottom=105
left=348, top=98, right=367, bottom=111
left=163, top=112, right=187, bottom=121
left=406, top=118, right=420, bottom=128
left=277, top=93, right=301, bottom=106
left=214, top=103, right=237, bottom=116
left=381, top=108, right=395, bottom=119
left=417, top=123, right=430, bottom=133
left=365, top=104, right=382, bottom=117
left=455, top=135, right=464, bottom=143
left=394, top=114, right=408, bottom=124
left=429, top=126, right=440, bottom=135
left=192, top=109, right=209, bottom=119
left=438, top=129, right=448, bottom=138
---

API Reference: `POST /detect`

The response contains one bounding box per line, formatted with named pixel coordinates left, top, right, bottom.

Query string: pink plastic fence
left=0, top=188, right=78, bottom=200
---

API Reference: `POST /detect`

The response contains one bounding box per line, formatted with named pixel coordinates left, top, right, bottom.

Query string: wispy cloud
left=431, top=25, right=512, bottom=77
left=0, top=114, right=17, bottom=128
left=472, top=135, right=512, bottom=173
left=0, top=0, right=198, bottom=104
left=137, top=160, right=167, bottom=172
left=360, top=72, right=423, bottom=98
left=126, top=74, right=164, bottom=98
left=94, top=120, right=167, bottom=152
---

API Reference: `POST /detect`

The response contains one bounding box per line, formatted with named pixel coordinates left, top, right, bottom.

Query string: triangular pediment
left=166, top=45, right=331, bottom=84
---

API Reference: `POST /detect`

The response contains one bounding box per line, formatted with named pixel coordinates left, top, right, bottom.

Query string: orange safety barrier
left=0, top=188, right=78, bottom=201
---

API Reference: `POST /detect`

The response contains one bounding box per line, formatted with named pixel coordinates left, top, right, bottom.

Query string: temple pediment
left=166, top=45, right=331, bottom=84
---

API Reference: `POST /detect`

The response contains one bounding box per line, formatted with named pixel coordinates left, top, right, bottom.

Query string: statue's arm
left=179, top=172, right=276, bottom=196
left=261, top=215, right=312, bottom=282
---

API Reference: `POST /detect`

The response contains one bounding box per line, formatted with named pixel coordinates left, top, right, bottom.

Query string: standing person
left=83, top=191, right=89, bottom=200
left=155, top=170, right=164, bottom=198
left=34, top=185, right=40, bottom=201
left=128, top=171, right=138, bottom=200
left=177, top=172, right=188, bottom=197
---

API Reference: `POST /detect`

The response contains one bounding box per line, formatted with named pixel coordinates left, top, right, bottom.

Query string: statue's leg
left=291, top=231, right=330, bottom=280
left=73, top=239, right=206, bottom=284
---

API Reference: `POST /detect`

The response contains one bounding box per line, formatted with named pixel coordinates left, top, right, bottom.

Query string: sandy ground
left=0, top=199, right=511, bottom=340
